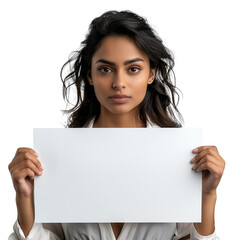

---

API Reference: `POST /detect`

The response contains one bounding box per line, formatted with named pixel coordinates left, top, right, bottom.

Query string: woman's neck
left=93, top=109, right=145, bottom=128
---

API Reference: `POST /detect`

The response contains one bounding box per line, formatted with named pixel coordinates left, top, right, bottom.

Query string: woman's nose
left=112, top=70, right=126, bottom=90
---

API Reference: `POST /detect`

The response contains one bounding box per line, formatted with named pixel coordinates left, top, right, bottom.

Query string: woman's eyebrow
left=124, top=58, right=144, bottom=65
left=95, top=58, right=144, bottom=66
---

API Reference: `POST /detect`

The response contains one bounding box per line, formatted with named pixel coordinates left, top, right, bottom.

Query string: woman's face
left=88, top=35, right=155, bottom=116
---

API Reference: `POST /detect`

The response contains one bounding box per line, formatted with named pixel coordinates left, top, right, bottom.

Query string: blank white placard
left=33, top=128, right=202, bottom=223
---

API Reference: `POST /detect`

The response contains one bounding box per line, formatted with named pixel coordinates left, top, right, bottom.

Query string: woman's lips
left=109, top=94, right=131, bottom=103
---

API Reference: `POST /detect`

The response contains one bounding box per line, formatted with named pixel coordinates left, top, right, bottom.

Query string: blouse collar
left=86, top=118, right=160, bottom=128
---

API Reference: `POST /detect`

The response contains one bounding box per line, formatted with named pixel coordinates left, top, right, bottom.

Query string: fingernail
left=190, top=157, right=195, bottom=163
left=192, top=148, right=198, bottom=153
left=34, top=151, right=39, bottom=157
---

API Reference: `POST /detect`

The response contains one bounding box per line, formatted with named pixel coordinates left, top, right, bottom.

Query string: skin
left=88, top=35, right=155, bottom=128
left=8, top=148, right=42, bottom=237
left=8, top=35, right=225, bottom=239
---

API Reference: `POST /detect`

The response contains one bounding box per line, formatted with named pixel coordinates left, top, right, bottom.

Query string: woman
left=8, top=10, right=225, bottom=240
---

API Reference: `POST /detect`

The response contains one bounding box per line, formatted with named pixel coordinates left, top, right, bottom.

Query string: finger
left=192, top=151, right=225, bottom=172
left=192, top=145, right=219, bottom=155
left=192, top=155, right=217, bottom=171
left=9, top=151, right=43, bottom=172
left=190, top=147, right=220, bottom=164
left=10, top=148, right=38, bottom=169
left=12, top=168, right=36, bottom=181
left=15, top=147, right=38, bottom=158
left=10, top=159, right=43, bottom=177
left=194, top=161, right=224, bottom=178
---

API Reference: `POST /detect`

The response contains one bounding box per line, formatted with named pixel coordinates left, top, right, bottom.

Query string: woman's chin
left=106, top=105, right=138, bottom=115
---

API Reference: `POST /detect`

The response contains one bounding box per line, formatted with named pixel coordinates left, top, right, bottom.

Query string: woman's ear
left=148, top=67, right=156, bottom=84
left=87, top=70, right=93, bottom=85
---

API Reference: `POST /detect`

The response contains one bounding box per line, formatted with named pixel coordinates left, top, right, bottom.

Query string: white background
left=0, top=0, right=239, bottom=239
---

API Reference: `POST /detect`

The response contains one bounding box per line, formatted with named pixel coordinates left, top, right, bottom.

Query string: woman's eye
left=98, top=67, right=112, bottom=74
left=129, top=67, right=140, bottom=73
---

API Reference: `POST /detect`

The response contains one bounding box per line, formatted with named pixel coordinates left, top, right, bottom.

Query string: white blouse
left=9, top=120, right=220, bottom=240
left=9, top=221, right=219, bottom=240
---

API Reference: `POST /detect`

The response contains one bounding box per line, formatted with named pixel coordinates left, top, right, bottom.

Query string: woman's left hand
left=190, top=146, right=225, bottom=195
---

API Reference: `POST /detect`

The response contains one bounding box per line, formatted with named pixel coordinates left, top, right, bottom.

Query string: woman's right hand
left=8, top=148, right=43, bottom=237
left=8, top=147, right=43, bottom=198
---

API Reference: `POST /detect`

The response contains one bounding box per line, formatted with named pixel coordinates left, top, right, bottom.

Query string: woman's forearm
left=194, top=190, right=217, bottom=236
left=16, top=193, right=35, bottom=237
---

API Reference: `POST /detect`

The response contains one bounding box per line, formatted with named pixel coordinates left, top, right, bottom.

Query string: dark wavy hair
left=61, top=10, right=183, bottom=128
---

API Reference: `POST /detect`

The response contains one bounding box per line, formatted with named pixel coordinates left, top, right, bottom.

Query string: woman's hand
left=8, top=147, right=43, bottom=237
left=8, top=147, right=43, bottom=198
left=190, top=146, right=225, bottom=195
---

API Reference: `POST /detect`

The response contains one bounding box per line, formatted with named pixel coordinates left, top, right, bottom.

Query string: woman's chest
left=62, top=223, right=176, bottom=240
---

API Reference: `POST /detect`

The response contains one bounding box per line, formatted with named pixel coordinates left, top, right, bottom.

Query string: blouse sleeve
left=8, top=220, right=64, bottom=240
left=173, top=223, right=221, bottom=240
